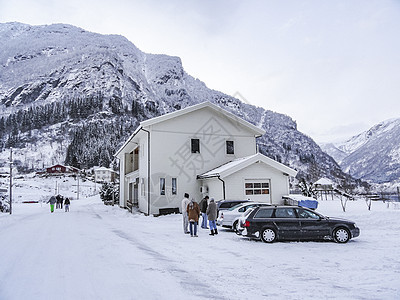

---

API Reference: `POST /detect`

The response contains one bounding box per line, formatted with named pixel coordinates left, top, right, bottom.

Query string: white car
left=217, top=202, right=270, bottom=231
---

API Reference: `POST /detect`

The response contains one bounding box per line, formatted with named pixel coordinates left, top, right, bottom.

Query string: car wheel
left=261, top=228, right=277, bottom=243
left=233, top=221, right=239, bottom=232
left=333, top=227, right=350, bottom=243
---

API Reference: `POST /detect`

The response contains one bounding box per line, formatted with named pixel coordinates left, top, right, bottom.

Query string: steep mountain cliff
left=322, top=118, right=400, bottom=183
left=0, top=22, right=351, bottom=184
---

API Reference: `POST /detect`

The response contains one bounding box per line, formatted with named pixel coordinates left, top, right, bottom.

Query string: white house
left=115, top=102, right=297, bottom=215
left=94, top=167, right=118, bottom=183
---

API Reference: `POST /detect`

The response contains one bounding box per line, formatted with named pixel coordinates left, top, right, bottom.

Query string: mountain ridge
left=0, top=22, right=353, bottom=186
left=321, top=118, right=400, bottom=183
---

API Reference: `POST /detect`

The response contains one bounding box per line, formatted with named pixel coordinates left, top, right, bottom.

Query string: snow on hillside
left=320, top=118, right=400, bottom=183
left=0, top=175, right=399, bottom=299
left=335, top=118, right=400, bottom=155
left=0, top=22, right=348, bottom=184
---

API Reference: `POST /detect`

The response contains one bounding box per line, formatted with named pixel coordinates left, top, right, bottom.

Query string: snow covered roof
left=197, top=153, right=297, bottom=179
left=94, top=167, right=117, bottom=173
left=282, top=194, right=317, bottom=201
left=141, top=101, right=265, bottom=136
left=315, top=178, right=334, bottom=185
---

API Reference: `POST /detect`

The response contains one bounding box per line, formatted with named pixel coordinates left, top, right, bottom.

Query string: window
left=191, top=139, right=200, bottom=153
left=160, top=178, right=165, bottom=195
left=296, top=208, right=320, bottom=219
left=245, top=181, right=270, bottom=195
left=274, top=208, right=296, bottom=218
left=172, top=178, right=177, bottom=195
left=255, top=209, right=273, bottom=218
left=226, top=140, right=234, bottom=154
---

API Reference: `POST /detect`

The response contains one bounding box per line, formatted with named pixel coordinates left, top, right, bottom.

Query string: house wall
left=199, top=179, right=224, bottom=201
left=223, top=163, right=289, bottom=204
left=118, top=130, right=149, bottom=212
left=147, top=107, right=259, bottom=214
left=200, top=163, right=290, bottom=205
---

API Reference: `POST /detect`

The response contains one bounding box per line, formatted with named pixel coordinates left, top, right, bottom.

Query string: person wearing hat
left=206, top=198, right=218, bottom=236
left=187, top=198, right=200, bottom=237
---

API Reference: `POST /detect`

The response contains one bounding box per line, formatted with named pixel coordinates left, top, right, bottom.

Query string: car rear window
left=219, top=203, right=231, bottom=209
left=254, top=208, right=273, bottom=218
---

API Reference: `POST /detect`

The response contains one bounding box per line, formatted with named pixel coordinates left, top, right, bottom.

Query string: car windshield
left=228, top=203, right=245, bottom=211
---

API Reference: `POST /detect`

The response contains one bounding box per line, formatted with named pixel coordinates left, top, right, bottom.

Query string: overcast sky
left=1, top=0, right=399, bottom=143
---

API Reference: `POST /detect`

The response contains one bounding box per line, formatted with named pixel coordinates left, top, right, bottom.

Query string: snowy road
left=1, top=197, right=400, bottom=300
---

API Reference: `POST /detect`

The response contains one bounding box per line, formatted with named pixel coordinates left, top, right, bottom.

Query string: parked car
left=216, top=199, right=250, bottom=214
left=217, top=202, right=270, bottom=231
left=237, top=206, right=360, bottom=243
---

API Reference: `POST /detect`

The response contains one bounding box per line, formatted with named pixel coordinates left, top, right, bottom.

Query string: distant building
left=94, top=167, right=118, bottom=183
left=46, top=164, right=79, bottom=174
left=315, top=178, right=334, bottom=191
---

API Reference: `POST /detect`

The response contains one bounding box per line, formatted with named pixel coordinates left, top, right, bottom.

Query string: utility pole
left=9, top=148, right=13, bottom=215
left=397, top=187, right=400, bottom=202
left=77, top=172, right=80, bottom=200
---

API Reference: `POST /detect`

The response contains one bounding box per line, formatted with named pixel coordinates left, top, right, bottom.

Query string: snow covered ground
left=1, top=175, right=400, bottom=299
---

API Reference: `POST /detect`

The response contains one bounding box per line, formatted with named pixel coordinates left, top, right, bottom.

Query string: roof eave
left=114, top=125, right=142, bottom=157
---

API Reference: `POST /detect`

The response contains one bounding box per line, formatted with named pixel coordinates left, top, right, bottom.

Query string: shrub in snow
left=99, top=182, right=119, bottom=205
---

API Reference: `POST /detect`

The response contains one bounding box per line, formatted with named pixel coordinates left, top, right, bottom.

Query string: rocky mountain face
left=321, top=118, right=400, bottom=183
left=0, top=22, right=352, bottom=185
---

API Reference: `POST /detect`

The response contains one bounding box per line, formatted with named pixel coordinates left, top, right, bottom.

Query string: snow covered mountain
left=0, top=22, right=350, bottom=184
left=321, top=118, right=400, bottom=183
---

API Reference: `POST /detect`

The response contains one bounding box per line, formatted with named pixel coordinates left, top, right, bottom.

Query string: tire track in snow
left=111, top=229, right=229, bottom=300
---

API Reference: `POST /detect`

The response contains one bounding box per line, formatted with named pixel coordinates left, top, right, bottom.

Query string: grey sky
left=1, top=0, right=399, bottom=143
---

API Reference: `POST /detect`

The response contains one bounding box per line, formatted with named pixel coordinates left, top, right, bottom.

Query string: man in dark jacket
left=64, top=197, right=71, bottom=212
left=206, top=198, right=218, bottom=236
left=199, top=196, right=209, bottom=229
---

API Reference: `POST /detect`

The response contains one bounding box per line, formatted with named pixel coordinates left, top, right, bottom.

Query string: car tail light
left=220, top=213, right=223, bottom=219
left=243, top=221, right=250, bottom=227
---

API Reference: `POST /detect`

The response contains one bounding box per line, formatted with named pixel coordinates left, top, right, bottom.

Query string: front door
left=133, top=178, right=139, bottom=206
left=244, top=180, right=271, bottom=203
left=296, top=208, right=330, bottom=239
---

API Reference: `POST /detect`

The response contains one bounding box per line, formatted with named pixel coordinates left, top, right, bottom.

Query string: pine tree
left=99, top=182, right=119, bottom=205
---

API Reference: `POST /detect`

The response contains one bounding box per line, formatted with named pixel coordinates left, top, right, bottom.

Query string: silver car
left=217, top=202, right=270, bottom=231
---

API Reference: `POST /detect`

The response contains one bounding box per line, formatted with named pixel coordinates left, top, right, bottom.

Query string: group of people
left=47, top=194, right=71, bottom=213
left=182, top=193, right=218, bottom=237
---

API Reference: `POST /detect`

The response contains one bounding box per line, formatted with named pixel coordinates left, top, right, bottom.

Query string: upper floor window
left=191, top=139, right=200, bottom=153
left=226, top=140, right=234, bottom=155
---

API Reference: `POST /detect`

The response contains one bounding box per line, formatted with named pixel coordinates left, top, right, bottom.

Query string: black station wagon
left=239, top=206, right=360, bottom=243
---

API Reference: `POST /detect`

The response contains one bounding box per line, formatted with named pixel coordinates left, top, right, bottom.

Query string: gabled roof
left=141, top=101, right=265, bottom=135
left=114, top=101, right=265, bottom=157
left=197, top=153, right=297, bottom=179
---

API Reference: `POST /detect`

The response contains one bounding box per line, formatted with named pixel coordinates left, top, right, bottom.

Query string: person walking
left=181, top=193, right=190, bottom=234
left=187, top=198, right=200, bottom=237
left=56, top=194, right=62, bottom=209
left=206, top=198, right=218, bottom=236
left=64, top=197, right=70, bottom=212
left=47, top=195, right=57, bottom=213
left=199, top=196, right=209, bottom=229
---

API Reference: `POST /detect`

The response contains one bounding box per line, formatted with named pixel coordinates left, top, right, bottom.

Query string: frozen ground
left=0, top=175, right=400, bottom=299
